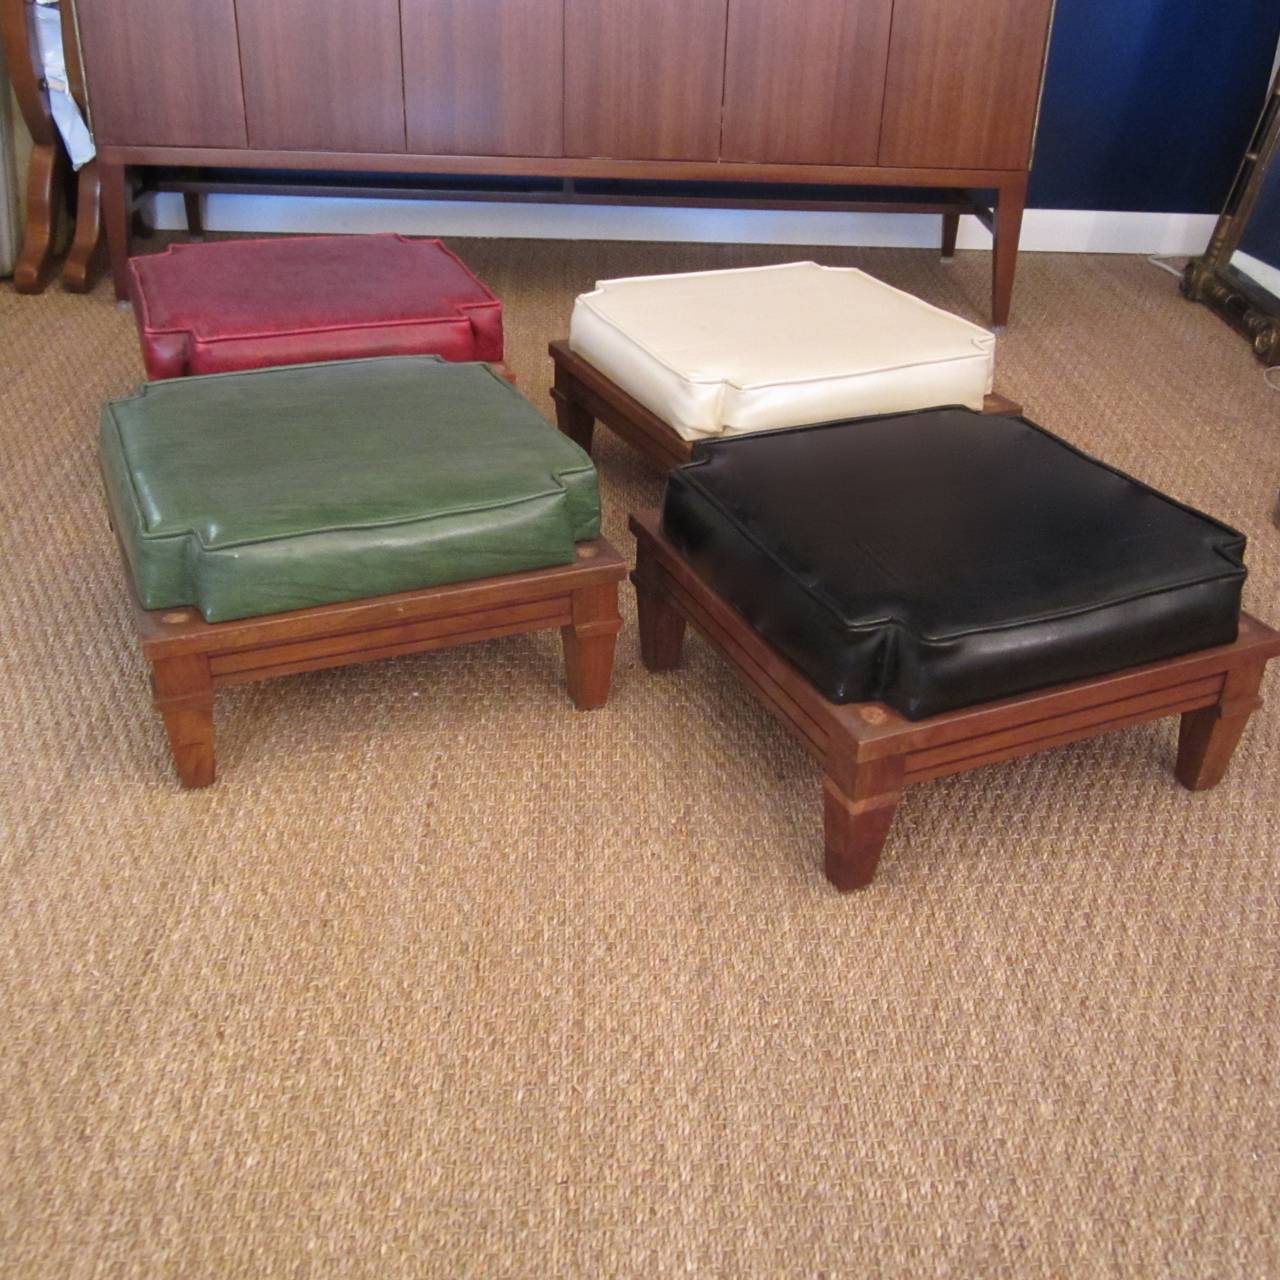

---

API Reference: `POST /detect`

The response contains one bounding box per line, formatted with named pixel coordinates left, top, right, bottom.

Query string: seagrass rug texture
left=2, top=238, right=1278, bottom=1279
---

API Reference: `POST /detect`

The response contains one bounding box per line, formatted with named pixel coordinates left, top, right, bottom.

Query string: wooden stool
left=631, top=512, right=1279, bottom=889
left=131, top=541, right=624, bottom=788
left=551, top=262, right=1020, bottom=471
left=551, top=340, right=1020, bottom=472
left=99, top=356, right=620, bottom=786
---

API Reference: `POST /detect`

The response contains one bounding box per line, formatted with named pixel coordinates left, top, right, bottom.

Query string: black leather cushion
left=660, top=409, right=1247, bottom=719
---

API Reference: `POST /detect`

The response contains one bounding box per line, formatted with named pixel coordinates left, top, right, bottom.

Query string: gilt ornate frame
left=1183, top=70, right=1280, bottom=364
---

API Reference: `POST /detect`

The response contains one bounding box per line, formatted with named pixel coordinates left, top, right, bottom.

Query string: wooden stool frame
left=630, top=512, right=1280, bottom=890
left=126, top=540, right=625, bottom=788
left=550, top=339, right=1023, bottom=472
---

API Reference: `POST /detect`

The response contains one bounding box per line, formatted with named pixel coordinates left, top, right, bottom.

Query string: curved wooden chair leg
left=14, top=142, right=67, bottom=294
left=57, top=0, right=104, bottom=294
left=4, top=0, right=69, bottom=293
left=61, top=161, right=106, bottom=293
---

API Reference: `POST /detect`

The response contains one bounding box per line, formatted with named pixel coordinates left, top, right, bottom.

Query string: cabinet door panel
left=403, top=0, right=563, bottom=156
left=565, top=0, right=728, bottom=161
left=75, top=0, right=246, bottom=147
left=722, top=0, right=893, bottom=165
left=236, top=0, right=405, bottom=152
left=878, top=0, right=1054, bottom=170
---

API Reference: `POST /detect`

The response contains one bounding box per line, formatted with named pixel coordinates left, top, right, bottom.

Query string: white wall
left=152, top=193, right=1217, bottom=256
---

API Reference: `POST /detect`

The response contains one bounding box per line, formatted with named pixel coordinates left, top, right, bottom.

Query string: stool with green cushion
left=100, top=356, right=625, bottom=787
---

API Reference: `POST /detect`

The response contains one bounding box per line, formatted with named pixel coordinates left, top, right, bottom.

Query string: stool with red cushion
left=128, top=234, right=504, bottom=380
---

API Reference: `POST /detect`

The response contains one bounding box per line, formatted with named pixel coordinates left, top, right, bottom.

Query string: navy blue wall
left=1029, top=0, right=1280, bottom=212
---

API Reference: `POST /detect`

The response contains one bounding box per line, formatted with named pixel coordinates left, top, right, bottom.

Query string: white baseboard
left=151, top=192, right=1217, bottom=257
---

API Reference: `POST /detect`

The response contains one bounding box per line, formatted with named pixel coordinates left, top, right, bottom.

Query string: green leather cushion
left=101, top=357, right=600, bottom=622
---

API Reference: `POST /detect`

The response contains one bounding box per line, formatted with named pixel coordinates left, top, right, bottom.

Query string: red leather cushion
left=128, top=235, right=504, bottom=380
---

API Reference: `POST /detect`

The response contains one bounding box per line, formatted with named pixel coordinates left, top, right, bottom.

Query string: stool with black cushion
left=630, top=408, right=1279, bottom=889
left=100, top=356, right=624, bottom=788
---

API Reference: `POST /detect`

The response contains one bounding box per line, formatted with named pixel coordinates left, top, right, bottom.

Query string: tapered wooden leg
left=1175, top=661, right=1266, bottom=791
left=561, top=577, right=622, bottom=710
left=13, top=143, right=65, bottom=294
left=183, top=189, right=205, bottom=238
left=822, top=753, right=905, bottom=890
left=61, top=161, right=105, bottom=292
left=634, top=580, right=686, bottom=672
left=150, top=653, right=215, bottom=788
left=99, top=160, right=133, bottom=301
left=991, top=175, right=1027, bottom=330
left=552, top=366, right=595, bottom=454
left=941, top=210, right=960, bottom=260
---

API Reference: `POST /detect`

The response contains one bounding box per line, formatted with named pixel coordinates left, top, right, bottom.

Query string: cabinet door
left=75, top=0, right=246, bottom=147
left=722, top=0, right=893, bottom=165
left=564, top=0, right=728, bottom=161
left=403, top=0, right=563, bottom=156
left=878, top=0, right=1054, bottom=170
left=236, top=0, right=405, bottom=152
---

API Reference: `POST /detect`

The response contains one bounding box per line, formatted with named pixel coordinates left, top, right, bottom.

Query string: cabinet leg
left=991, top=176, right=1027, bottom=330
left=1175, top=662, right=1266, bottom=791
left=150, top=654, right=215, bottom=788
left=13, top=142, right=65, bottom=294
left=183, top=189, right=205, bottom=238
left=561, top=580, right=622, bottom=710
left=552, top=369, right=595, bottom=454
left=822, top=754, right=905, bottom=890
left=941, top=210, right=960, bottom=260
left=61, top=160, right=105, bottom=293
left=99, top=160, right=133, bottom=302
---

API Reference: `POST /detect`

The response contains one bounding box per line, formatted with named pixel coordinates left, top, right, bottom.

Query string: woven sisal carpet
left=2, top=239, right=1278, bottom=1278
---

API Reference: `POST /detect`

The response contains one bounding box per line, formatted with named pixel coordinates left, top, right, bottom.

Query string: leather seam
left=102, top=403, right=157, bottom=535
left=576, top=263, right=993, bottom=391
left=581, top=300, right=992, bottom=391
left=136, top=235, right=499, bottom=342
left=131, top=354, right=450, bottom=396
left=145, top=315, right=482, bottom=346
left=138, top=486, right=585, bottom=553
left=684, top=466, right=1246, bottom=641
left=675, top=415, right=1248, bottom=642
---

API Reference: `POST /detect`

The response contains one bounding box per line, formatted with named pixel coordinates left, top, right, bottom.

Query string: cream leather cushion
left=569, top=262, right=996, bottom=441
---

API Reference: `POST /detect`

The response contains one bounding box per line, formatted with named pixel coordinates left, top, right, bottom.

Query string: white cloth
left=34, top=1, right=96, bottom=171
left=569, top=262, right=997, bottom=440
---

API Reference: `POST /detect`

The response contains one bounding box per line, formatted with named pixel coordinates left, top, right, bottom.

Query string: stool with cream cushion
left=550, top=262, right=1018, bottom=470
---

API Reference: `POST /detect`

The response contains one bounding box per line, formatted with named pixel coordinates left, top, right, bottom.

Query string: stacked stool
left=546, top=258, right=1278, bottom=886
left=99, top=238, right=1277, bottom=891
left=106, top=235, right=623, bottom=788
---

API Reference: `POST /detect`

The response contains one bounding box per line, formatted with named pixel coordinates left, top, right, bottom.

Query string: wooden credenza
left=76, top=0, right=1055, bottom=322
